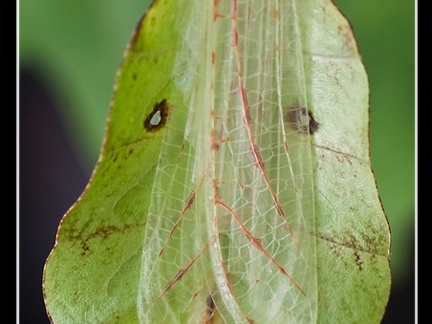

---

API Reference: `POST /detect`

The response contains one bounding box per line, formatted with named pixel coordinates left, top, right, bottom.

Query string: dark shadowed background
left=19, top=0, right=415, bottom=322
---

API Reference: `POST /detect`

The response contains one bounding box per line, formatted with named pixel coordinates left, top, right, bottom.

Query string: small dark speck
left=308, top=110, right=320, bottom=134
left=354, top=251, right=364, bottom=271
left=206, top=295, right=216, bottom=322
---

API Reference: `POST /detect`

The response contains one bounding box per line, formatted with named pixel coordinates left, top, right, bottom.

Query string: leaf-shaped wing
left=139, top=1, right=320, bottom=322
left=43, top=0, right=391, bottom=323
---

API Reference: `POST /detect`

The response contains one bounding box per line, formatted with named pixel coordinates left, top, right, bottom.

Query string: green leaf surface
left=43, top=0, right=391, bottom=323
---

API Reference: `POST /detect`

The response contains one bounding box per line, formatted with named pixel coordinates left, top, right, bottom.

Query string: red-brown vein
left=158, top=190, right=196, bottom=257
left=230, top=0, right=299, bottom=249
left=216, top=198, right=306, bottom=296
left=155, top=243, right=209, bottom=301
left=210, top=200, right=256, bottom=322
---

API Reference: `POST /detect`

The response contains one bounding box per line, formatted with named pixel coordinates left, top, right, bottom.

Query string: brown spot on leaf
left=354, top=250, right=364, bottom=271
left=81, top=241, right=91, bottom=256
left=315, top=232, right=369, bottom=271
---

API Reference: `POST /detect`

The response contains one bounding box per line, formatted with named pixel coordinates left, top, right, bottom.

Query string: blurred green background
left=19, top=0, right=414, bottom=322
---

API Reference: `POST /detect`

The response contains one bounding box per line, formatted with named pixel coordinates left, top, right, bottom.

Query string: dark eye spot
left=307, top=110, right=319, bottom=134
left=144, top=99, right=169, bottom=131
left=285, top=102, right=320, bottom=135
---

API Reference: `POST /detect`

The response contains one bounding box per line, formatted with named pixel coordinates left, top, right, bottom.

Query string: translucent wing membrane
left=138, top=0, right=317, bottom=322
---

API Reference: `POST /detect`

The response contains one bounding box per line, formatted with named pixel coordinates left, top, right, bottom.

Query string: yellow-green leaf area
left=43, top=1, right=188, bottom=322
